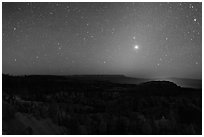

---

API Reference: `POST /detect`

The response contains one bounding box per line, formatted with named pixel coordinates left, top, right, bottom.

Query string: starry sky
left=2, top=2, right=202, bottom=79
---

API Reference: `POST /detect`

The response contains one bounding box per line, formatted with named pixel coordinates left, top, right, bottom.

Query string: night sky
left=2, top=2, right=202, bottom=79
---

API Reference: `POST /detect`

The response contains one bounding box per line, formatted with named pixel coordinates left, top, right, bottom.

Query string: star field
left=2, top=2, right=202, bottom=79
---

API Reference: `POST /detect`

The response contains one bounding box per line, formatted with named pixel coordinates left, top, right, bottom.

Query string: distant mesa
left=69, top=74, right=126, bottom=78
left=140, top=80, right=179, bottom=89
left=2, top=74, right=201, bottom=89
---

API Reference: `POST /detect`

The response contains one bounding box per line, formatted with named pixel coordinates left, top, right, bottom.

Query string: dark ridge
left=68, top=74, right=126, bottom=78
left=140, top=80, right=179, bottom=89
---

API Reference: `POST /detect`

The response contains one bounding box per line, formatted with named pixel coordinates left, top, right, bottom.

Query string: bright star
left=134, top=45, right=139, bottom=50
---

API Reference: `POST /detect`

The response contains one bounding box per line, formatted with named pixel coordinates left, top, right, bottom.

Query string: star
left=134, top=45, right=139, bottom=50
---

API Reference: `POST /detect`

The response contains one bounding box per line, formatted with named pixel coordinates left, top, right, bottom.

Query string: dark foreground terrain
left=2, top=74, right=202, bottom=135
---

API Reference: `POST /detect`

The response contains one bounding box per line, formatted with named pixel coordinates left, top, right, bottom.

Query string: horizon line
left=2, top=73, right=202, bottom=80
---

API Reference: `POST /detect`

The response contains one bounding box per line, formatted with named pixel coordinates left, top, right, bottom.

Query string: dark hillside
left=2, top=74, right=202, bottom=135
